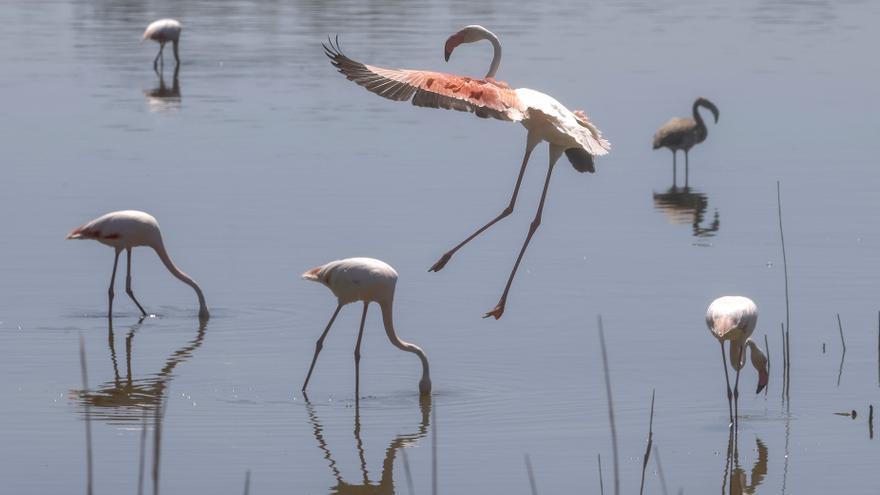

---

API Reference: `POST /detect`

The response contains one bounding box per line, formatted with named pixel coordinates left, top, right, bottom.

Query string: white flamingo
left=301, top=257, right=431, bottom=398
left=66, top=210, right=209, bottom=320
left=324, top=25, right=611, bottom=320
left=706, top=296, right=768, bottom=427
left=143, top=19, right=182, bottom=71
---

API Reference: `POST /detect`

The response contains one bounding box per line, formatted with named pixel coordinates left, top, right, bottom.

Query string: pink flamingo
left=143, top=19, right=182, bottom=71
left=324, top=25, right=611, bottom=320
left=706, top=296, right=768, bottom=427
left=66, top=210, right=209, bottom=320
left=301, top=257, right=431, bottom=398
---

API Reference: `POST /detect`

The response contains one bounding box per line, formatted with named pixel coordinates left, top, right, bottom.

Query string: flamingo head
left=444, top=25, right=493, bottom=62
left=748, top=339, right=769, bottom=394
left=695, top=97, right=720, bottom=123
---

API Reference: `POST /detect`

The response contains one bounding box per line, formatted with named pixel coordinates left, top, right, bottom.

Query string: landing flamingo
left=66, top=210, right=209, bottom=320
left=706, top=296, right=768, bottom=428
left=143, top=19, right=182, bottom=71
left=301, top=257, right=431, bottom=398
left=323, top=25, right=611, bottom=320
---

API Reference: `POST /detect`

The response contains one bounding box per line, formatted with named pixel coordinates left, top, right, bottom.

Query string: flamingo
left=706, top=296, right=768, bottom=428
left=66, top=210, right=209, bottom=320
left=323, top=25, right=611, bottom=320
left=301, top=257, right=431, bottom=398
left=653, top=97, right=719, bottom=186
left=143, top=19, right=182, bottom=71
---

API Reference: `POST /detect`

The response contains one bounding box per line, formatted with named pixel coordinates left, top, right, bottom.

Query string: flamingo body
left=302, top=257, right=431, bottom=397
left=324, top=26, right=609, bottom=319
left=67, top=210, right=208, bottom=319
left=143, top=19, right=181, bottom=43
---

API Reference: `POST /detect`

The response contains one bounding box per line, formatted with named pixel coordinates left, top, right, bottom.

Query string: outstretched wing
left=323, top=37, right=524, bottom=122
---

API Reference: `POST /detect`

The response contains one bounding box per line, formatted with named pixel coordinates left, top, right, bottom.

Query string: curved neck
left=151, top=238, right=209, bottom=319
left=379, top=300, right=431, bottom=394
left=484, top=32, right=502, bottom=78
left=692, top=100, right=707, bottom=133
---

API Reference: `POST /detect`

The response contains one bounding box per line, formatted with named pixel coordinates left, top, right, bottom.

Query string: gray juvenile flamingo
left=653, top=97, right=719, bottom=185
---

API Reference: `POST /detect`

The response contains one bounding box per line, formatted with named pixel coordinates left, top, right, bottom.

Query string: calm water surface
left=1, top=0, right=879, bottom=493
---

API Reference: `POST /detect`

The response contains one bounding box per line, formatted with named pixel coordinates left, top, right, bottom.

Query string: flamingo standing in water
left=706, top=296, right=768, bottom=428
left=143, top=19, right=182, bottom=71
left=66, top=210, right=209, bottom=320
left=653, top=97, right=719, bottom=186
left=324, top=25, right=611, bottom=320
left=301, top=257, right=431, bottom=398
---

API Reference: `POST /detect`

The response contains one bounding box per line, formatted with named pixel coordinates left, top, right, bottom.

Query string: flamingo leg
left=125, top=248, right=148, bottom=317
left=154, top=41, right=165, bottom=71
left=108, top=248, right=121, bottom=319
left=720, top=341, right=734, bottom=427
left=684, top=150, right=690, bottom=188
left=733, top=344, right=743, bottom=430
left=672, top=150, right=677, bottom=187
left=172, top=40, right=180, bottom=67
left=354, top=302, right=369, bottom=403
left=302, top=303, right=343, bottom=392
left=484, top=146, right=562, bottom=320
left=429, top=135, right=540, bottom=272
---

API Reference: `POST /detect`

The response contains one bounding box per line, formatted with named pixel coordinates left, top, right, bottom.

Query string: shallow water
left=1, top=0, right=879, bottom=493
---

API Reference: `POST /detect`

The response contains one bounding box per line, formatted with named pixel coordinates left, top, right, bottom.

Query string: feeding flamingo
left=323, top=25, right=610, bottom=320
left=143, top=19, right=182, bottom=71
left=66, top=210, right=209, bottom=320
left=706, top=296, right=768, bottom=428
left=301, top=257, right=431, bottom=398
left=653, top=97, right=719, bottom=185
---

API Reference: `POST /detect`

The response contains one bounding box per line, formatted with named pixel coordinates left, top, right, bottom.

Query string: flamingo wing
left=323, top=38, right=524, bottom=122
left=652, top=118, right=694, bottom=149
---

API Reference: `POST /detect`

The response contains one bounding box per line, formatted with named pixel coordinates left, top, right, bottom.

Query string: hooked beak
left=755, top=382, right=766, bottom=394
left=444, top=33, right=463, bottom=62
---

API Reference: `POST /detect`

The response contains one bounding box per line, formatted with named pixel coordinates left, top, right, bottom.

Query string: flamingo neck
left=379, top=300, right=431, bottom=395
left=692, top=100, right=708, bottom=135
left=484, top=32, right=502, bottom=79
left=151, top=239, right=209, bottom=319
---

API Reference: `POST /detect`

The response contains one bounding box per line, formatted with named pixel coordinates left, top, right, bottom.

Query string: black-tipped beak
left=444, top=49, right=451, bottom=62
left=756, top=383, right=766, bottom=394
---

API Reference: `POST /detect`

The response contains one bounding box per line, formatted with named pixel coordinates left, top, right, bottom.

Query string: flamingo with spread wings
left=324, top=25, right=610, bottom=319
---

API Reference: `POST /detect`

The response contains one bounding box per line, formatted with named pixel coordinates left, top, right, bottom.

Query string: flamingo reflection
left=722, top=432, right=768, bottom=495
left=304, top=394, right=431, bottom=494
left=72, top=318, right=208, bottom=424
left=653, top=185, right=720, bottom=238
left=145, top=66, right=181, bottom=112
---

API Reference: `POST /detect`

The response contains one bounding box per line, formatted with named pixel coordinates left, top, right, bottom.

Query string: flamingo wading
left=323, top=25, right=611, bottom=320
left=653, top=97, right=719, bottom=185
left=143, top=19, right=182, bottom=71
left=302, top=257, right=431, bottom=398
left=706, top=296, right=768, bottom=428
left=66, top=210, right=209, bottom=320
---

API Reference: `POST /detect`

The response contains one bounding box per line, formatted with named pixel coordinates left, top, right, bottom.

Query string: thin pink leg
left=108, top=248, right=121, bottom=319
left=484, top=148, right=562, bottom=320
left=429, top=137, right=540, bottom=272
left=125, top=248, right=148, bottom=317
left=354, top=302, right=369, bottom=403
left=302, top=303, right=343, bottom=392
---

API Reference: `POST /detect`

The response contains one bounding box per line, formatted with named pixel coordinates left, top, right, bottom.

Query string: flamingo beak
left=756, top=369, right=768, bottom=394
left=755, top=382, right=766, bottom=394
left=444, top=33, right=463, bottom=62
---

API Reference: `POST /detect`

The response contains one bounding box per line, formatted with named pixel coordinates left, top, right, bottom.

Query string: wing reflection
left=71, top=318, right=208, bottom=424
left=653, top=185, right=720, bottom=238
left=144, top=66, right=181, bottom=112
left=305, top=394, right=431, bottom=494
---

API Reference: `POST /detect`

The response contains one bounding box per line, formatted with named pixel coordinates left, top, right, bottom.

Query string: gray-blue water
left=1, top=0, right=879, bottom=493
